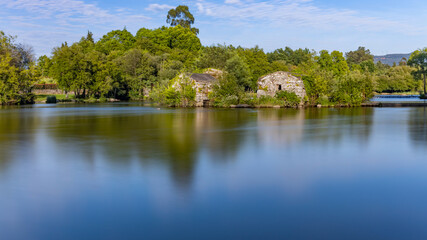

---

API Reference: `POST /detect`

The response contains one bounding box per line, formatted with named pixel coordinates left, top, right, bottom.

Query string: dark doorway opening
left=278, top=85, right=282, bottom=91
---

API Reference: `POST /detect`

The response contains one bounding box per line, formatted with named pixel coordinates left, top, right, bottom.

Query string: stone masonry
left=257, top=71, right=306, bottom=100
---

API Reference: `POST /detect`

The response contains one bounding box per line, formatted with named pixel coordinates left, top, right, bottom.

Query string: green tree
left=0, top=31, right=38, bottom=104
left=225, top=54, right=252, bottom=90
left=96, top=29, right=135, bottom=55
left=195, top=44, right=235, bottom=70
left=360, top=60, right=376, bottom=73
left=268, top=47, right=314, bottom=66
left=210, top=74, right=244, bottom=106
left=37, top=55, right=52, bottom=78
left=374, top=65, right=417, bottom=93
left=317, top=50, right=333, bottom=70
left=51, top=43, right=75, bottom=96
left=166, top=5, right=199, bottom=35
left=346, top=47, right=374, bottom=66
left=408, top=48, right=427, bottom=95
left=136, top=26, right=201, bottom=52
left=236, top=46, right=271, bottom=90
left=330, top=51, right=349, bottom=76
left=115, top=49, right=156, bottom=99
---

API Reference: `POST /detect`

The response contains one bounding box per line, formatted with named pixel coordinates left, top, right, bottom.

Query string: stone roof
left=190, top=73, right=217, bottom=83
left=259, top=71, right=300, bottom=81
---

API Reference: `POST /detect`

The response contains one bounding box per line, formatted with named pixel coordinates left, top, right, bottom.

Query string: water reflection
left=0, top=107, right=40, bottom=173
left=256, top=109, right=305, bottom=146
left=0, top=106, right=376, bottom=181
left=37, top=108, right=252, bottom=188
left=408, top=107, right=427, bottom=145
left=2, top=104, right=427, bottom=239
left=302, top=108, right=374, bottom=145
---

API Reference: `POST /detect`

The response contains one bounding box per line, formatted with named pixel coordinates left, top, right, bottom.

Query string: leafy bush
left=46, top=95, right=57, bottom=104
left=210, top=74, right=244, bottom=107
left=330, top=71, right=373, bottom=105
left=86, top=97, right=98, bottom=103
left=163, top=86, right=181, bottom=106
left=179, top=80, right=196, bottom=107
left=255, top=95, right=283, bottom=106
left=276, top=90, right=301, bottom=107
left=318, top=95, right=330, bottom=106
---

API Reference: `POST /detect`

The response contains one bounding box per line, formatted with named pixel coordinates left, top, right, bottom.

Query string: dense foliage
left=0, top=31, right=38, bottom=104
left=408, top=48, right=427, bottom=95
left=1, top=5, right=424, bottom=106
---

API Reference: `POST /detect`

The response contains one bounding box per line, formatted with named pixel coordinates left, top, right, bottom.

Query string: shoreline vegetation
left=1, top=5, right=427, bottom=107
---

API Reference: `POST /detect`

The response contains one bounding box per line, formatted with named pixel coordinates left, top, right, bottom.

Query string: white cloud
left=145, top=4, right=174, bottom=12
left=0, top=0, right=151, bottom=56
left=0, top=0, right=149, bottom=26
left=195, top=0, right=418, bottom=34
left=225, top=0, right=241, bottom=4
left=196, top=2, right=213, bottom=15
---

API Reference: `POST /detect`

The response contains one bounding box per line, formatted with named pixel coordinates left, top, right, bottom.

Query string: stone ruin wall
left=194, top=81, right=214, bottom=105
left=32, top=89, right=74, bottom=95
left=257, top=72, right=307, bottom=100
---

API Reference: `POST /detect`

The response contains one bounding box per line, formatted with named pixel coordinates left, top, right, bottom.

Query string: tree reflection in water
left=409, top=107, right=427, bottom=146
left=0, top=105, right=377, bottom=186
left=40, top=107, right=251, bottom=189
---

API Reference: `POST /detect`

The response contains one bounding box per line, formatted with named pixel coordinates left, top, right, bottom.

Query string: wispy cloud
left=0, top=0, right=149, bottom=26
left=146, top=3, right=174, bottom=12
left=195, top=0, right=418, bottom=34
left=225, top=0, right=242, bottom=4
left=0, top=0, right=151, bottom=56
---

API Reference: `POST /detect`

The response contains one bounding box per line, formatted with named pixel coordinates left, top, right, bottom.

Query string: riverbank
left=363, top=102, right=427, bottom=107
left=30, top=94, right=427, bottom=108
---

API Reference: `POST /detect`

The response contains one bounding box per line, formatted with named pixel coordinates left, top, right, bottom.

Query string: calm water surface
left=1, top=104, right=427, bottom=240
left=371, top=95, right=427, bottom=102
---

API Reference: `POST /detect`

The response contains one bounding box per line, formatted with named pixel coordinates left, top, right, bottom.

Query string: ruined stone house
left=173, top=70, right=221, bottom=107
left=257, top=71, right=307, bottom=100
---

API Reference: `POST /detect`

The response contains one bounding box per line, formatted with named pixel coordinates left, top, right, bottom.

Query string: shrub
left=17, top=93, right=36, bottom=105
left=163, top=86, right=181, bottom=106
left=210, top=74, right=245, bottom=107
left=86, top=97, right=98, bottom=103
left=256, top=95, right=283, bottom=106
left=318, top=95, right=330, bottom=105
left=46, top=95, right=57, bottom=104
left=276, top=91, right=301, bottom=107
left=179, top=80, right=196, bottom=107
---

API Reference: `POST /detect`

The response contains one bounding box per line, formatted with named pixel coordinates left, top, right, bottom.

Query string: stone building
left=173, top=69, right=221, bottom=107
left=190, top=73, right=217, bottom=106
left=257, top=71, right=306, bottom=100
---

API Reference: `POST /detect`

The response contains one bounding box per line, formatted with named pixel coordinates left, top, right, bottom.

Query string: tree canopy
left=0, top=31, right=38, bottom=104
left=408, top=48, right=427, bottom=94
left=346, top=47, right=374, bottom=66
left=166, top=5, right=199, bottom=35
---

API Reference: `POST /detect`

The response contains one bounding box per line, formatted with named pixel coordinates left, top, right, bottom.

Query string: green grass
left=35, top=94, right=68, bottom=102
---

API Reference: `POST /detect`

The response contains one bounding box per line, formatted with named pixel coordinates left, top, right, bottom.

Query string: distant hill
left=374, top=54, right=411, bottom=66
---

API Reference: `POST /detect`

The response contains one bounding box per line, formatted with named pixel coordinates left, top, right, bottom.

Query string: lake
left=372, top=95, right=427, bottom=102
left=1, top=104, right=427, bottom=240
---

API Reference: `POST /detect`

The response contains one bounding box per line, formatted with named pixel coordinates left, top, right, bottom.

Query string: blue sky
left=1, top=0, right=426, bottom=57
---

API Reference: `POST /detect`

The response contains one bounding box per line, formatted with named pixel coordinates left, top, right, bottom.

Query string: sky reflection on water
left=1, top=104, right=427, bottom=239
